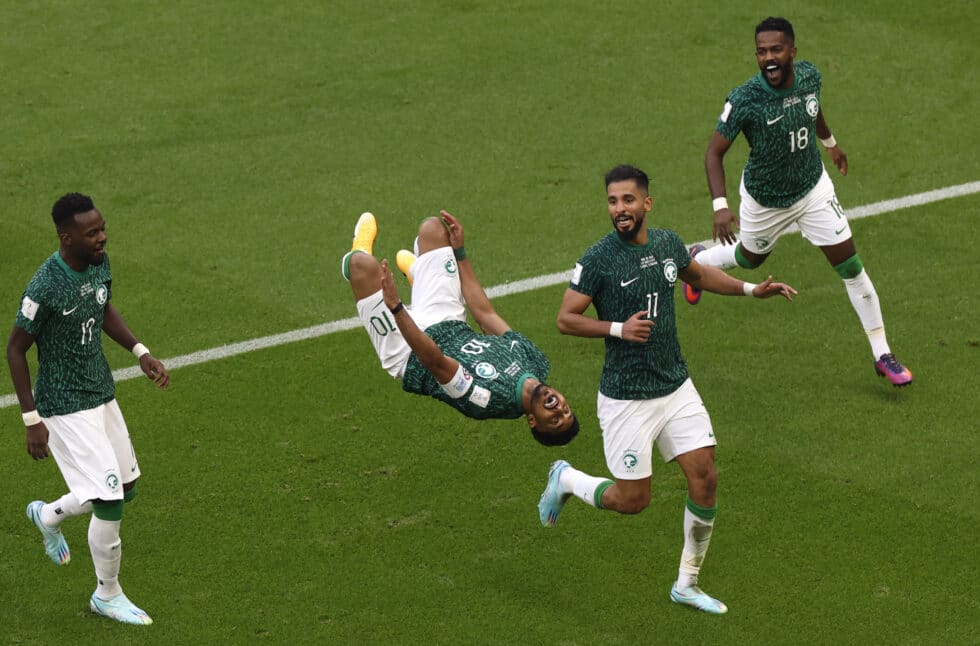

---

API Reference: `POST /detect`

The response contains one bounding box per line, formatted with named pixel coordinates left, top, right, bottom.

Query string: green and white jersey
left=401, top=320, right=549, bottom=420
left=15, top=252, right=115, bottom=416
left=716, top=60, right=825, bottom=208
left=570, top=229, right=691, bottom=400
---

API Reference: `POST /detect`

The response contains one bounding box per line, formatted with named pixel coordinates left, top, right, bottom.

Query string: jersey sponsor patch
left=468, top=385, right=491, bottom=408
left=20, top=296, right=39, bottom=321
left=571, top=263, right=583, bottom=285
left=720, top=101, right=732, bottom=123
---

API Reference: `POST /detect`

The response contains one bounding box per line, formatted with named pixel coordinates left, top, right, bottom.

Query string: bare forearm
left=694, top=265, right=752, bottom=296
left=557, top=311, right=614, bottom=338
left=705, top=152, right=728, bottom=198
left=391, top=309, right=442, bottom=367
left=6, top=345, right=36, bottom=411
left=101, top=304, right=138, bottom=351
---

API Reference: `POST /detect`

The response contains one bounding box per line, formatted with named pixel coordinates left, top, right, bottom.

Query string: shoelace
left=879, top=353, right=904, bottom=372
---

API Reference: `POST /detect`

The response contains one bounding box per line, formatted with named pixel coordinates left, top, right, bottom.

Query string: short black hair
left=756, top=17, right=794, bottom=43
left=52, top=192, right=95, bottom=228
left=604, top=165, right=649, bottom=192
left=531, top=414, right=580, bottom=447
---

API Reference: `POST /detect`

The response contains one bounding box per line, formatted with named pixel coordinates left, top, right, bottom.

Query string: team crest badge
left=475, top=362, right=498, bottom=379
left=622, top=452, right=638, bottom=473
left=96, top=285, right=108, bottom=305
left=444, top=259, right=457, bottom=275
left=805, top=94, right=819, bottom=118
left=663, top=260, right=678, bottom=284
left=105, top=472, right=120, bottom=492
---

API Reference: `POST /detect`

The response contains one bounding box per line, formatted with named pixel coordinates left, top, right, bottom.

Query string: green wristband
left=453, top=246, right=466, bottom=261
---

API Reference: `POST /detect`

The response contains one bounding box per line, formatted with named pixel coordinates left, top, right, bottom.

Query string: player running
left=688, top=16, right=912, bottom=387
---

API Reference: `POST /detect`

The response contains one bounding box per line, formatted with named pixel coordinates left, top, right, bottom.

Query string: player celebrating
left=7, top=192, right=169, bottom=625
left=539, top=165, right=796, bottom=614
left=341, top=210, right=579, bottom=445
left=689, top=16, right=912, bottom=387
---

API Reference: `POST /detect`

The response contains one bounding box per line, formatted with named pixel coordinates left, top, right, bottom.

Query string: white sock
left=843, top=269, right=890, bottom=359
left=41, top=493, right=92, bottom=528
left=89, top=516, right=123, bottom=599
left=676, top=507, right=715, bottom=589
left=559, top=465, right=613, bottom=508
left=695, top=244, right=738, bottom=270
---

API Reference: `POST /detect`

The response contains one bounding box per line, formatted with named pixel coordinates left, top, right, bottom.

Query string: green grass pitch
left=1, top=1, right=977, bottom=644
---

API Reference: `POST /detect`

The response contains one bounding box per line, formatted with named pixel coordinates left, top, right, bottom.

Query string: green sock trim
left=124, top=483, right=137, bottom=503
left=91, top=499, right=124, bottom=521
left=734, top=245, right=762, bottom=269
left=833, top=253, right=864, bottom=279
left=594, top=480, right=614, bottom=509
left=342, top=250, right=365, bottom=281
left=686, top=497, right=716, bottom=520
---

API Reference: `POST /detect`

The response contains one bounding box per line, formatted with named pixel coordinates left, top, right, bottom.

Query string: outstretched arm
left=440, top=210, right=510, bottom=336
left=102, top=303, right=169, bottom=390
left=705, top=130, right=739, bottom=245
left=679, top=260, right=797, bottom=300
left=380, top=258, right=460, bottom=384
left=556, top=288, right=654, bottom=343
left=816, top=107, right=848, bottom=176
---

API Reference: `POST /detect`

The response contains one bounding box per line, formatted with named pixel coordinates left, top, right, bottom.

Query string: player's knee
left=416, top=216, right=450, bottom=254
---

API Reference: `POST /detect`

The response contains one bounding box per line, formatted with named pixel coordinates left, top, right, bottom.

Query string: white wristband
left=820, top=134, right=837, bottom=148
left=712, top=197, right=729, bottom=212
left=743, top=281, right=757, bottom=296
left=132, top=343, right=150, bottom=359
left=22, top=410, right=42, bottom=426
left=608, top=322, right=623, bottom=339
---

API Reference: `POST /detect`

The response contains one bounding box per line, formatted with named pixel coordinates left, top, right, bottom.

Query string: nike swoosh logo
left=510, top=340, right=518, bottom=351
left=620, top=277, right=639, bottom=287
left=62, top=305, right=80, bottom=316
left=835, top=226, right=847, bottom=235
left=766, top=115, right=784, bottom=125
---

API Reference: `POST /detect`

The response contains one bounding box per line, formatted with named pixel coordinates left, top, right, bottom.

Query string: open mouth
left=544, top=394, right=558, bottom=409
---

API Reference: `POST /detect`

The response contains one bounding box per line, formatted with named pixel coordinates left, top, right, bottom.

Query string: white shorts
left=43, top=399, right=139, bottom=503
left=739, top=168, right=852, bottom=254
left=599, top=378, right=716, bottom=480
left=356, top=246, right=466, bottom=379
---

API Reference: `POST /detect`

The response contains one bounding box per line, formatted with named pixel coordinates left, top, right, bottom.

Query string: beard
left=615, top=215, right=645, bottom=242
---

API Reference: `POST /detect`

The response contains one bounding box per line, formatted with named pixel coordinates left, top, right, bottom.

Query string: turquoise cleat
left=26, top=500, right=70, bottom=565
left=537, top=460, right=571, bottom=527
left=90, top=592, right=153, bottom=625
left=670, top=584, right=728, bottom=614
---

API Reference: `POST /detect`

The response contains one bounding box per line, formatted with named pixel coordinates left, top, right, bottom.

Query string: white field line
left=3, top=180, right=978, bottom=409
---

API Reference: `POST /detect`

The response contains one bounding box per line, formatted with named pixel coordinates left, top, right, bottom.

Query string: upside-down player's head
left=526, top=382, right=580, bottom=446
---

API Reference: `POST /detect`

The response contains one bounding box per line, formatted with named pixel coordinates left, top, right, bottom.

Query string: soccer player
left=6, top=192, right=169, bottom=626
left=538, top=165, right=796, bottom=614
left=341, top=209, right=579, bottom=445
left=690, top=16, right=912, bottom=387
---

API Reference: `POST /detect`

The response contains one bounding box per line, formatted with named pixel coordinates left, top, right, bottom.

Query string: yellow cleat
left=396, top=249, right=416, bottom=286
left=351, top=212, right=377, bottom=255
